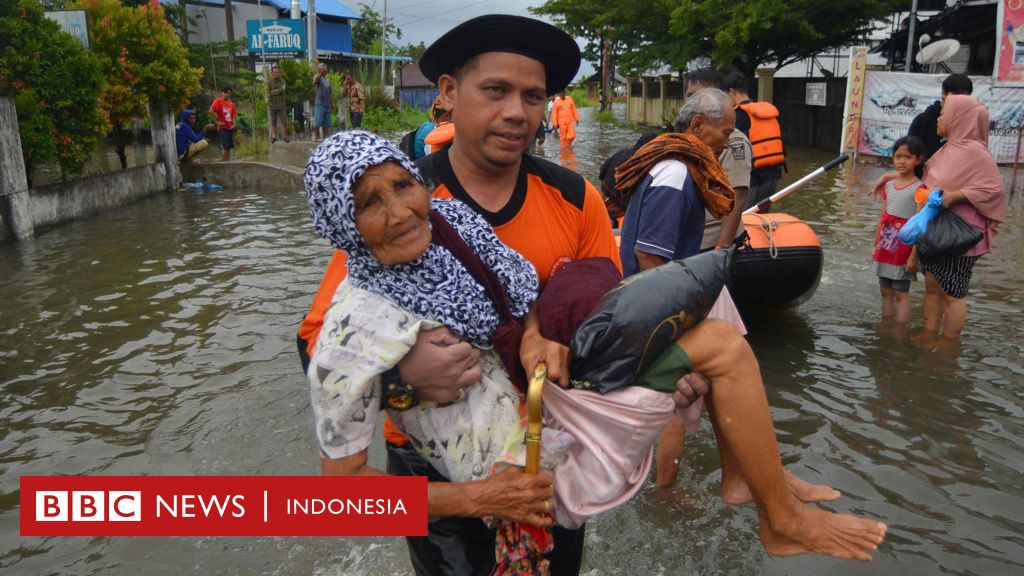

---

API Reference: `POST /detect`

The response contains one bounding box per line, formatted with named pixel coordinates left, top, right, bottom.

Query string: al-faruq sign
left=247, top=19, right=305, bottom=60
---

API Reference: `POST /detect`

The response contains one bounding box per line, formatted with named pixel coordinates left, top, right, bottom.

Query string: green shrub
left=1, top=0, right=105, bottom=181
left=568, top=87, right=596, bottom=108
left=594, top=108, right=618, bottom=124
left=362, top=106, right=427, bottom=133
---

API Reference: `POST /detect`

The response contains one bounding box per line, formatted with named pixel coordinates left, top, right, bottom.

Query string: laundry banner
left=20, top=476, right=427, bottom=536
left=995, top=0, right=1024, bottom=85
left=857, top=71, right=1024, bottom=163
left=840, top=46, right=869, bottom=154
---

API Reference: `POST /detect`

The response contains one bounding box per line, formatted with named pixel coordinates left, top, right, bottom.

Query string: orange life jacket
left=738, top=101, right=785, bottom=169
left=424, top=121, right=455, bottom=147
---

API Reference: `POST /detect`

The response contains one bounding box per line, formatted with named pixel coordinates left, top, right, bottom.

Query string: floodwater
left=2, top=106, right=1022, bottom=575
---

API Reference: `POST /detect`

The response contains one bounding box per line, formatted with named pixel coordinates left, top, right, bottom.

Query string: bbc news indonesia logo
left=21, top=476, right=427, bottom=536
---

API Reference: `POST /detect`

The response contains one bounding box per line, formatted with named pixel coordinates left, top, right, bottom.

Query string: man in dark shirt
left=722, top=69, right=784, bottom=211
left=908, top=73, right=973, bottom=161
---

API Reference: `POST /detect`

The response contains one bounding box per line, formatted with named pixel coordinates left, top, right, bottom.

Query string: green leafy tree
left=352, top=3, right=401, bottom=54
left=398, top=41, right=426, bottom=62
left=0, top=0, right=105, bottom=182
left=73, top=0, right=202, bottom=168
left=278, top=58, right=313, bottom=108
left=534, top=0, right=904, bottom=76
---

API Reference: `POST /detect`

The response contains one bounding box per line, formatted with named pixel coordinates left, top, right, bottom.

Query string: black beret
left=419, top=15, right=581, bottom=96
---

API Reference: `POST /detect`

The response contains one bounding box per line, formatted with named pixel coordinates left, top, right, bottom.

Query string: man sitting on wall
left=175, top=109, right=214, bottom=163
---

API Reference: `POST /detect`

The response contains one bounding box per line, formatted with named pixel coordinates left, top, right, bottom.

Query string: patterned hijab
left=304, top=131, right=538, bottom=348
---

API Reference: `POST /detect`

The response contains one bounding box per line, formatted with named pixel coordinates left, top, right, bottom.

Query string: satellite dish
left=917, top=39, right=961, bottom=65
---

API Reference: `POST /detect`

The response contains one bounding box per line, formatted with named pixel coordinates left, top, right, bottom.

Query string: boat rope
left=750, top=213, right=780, bottom=259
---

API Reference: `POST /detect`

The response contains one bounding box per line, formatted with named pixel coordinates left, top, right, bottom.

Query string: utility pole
left=381, top=0, right=388, bottom=87
left=601, top=28, right=611, bottom=111
left=905, top=0, right=918, bottom=72
left=308, top=0, right=317, bottom=65
left=225, top=0, right=234, bottom=43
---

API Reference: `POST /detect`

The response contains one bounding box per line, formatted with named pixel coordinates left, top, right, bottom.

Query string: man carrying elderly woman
left=299, top=15, right=887, bottom=575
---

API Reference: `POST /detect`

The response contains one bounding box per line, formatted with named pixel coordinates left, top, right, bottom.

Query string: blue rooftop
left=266, top=0, right=361, bottom=20
left=158, top=0, right=361, bottom=21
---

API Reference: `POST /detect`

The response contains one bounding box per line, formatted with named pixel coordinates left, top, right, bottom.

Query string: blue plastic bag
left=183, top=182, right=223, bottom=191
left=898, top=188, right=942, bottom=245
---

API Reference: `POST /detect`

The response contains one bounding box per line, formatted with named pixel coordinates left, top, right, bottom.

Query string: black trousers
left=386, top=442, right=586, bottom=576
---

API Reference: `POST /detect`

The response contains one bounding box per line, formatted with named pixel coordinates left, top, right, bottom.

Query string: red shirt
left=210, top=97, right=237, bottom=130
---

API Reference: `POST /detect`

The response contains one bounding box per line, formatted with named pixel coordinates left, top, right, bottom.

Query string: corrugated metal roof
left=159, top=0, right=360, bottom=21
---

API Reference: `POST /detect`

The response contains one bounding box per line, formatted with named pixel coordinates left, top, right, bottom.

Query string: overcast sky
left=362, top=0, right=596, bottom=80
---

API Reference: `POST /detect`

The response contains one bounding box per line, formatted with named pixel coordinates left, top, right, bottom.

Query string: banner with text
left=995, top=0, right=1024, bottom=85
left=841, top=46, right=869, bottom=153
left=858, top=71, right=1024, bottom=163
left=21, top=476, right=427, bottom=536
left=247, top=19, right=305, bottom=60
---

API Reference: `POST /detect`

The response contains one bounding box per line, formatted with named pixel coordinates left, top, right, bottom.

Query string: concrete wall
left=28, top=164, right=168, bottom=231
left=1, top=96, right=180, bottom=242
left=181, top=161, right=303, bottom=190
left=626, top=77, right=684, bottom=127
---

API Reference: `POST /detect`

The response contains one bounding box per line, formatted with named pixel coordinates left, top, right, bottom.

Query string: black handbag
left=916, top=209, right=984, bottom=263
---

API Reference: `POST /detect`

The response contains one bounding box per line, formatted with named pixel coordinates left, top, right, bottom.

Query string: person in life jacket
left=723, top=68, right=784, bottom=212
left=551, top=89, right=580, bottom=147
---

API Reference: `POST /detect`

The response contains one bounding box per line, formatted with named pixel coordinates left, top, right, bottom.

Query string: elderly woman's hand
left=399, top=326, right=482, bottom=403
left=465, top=467, right=555, bottom=526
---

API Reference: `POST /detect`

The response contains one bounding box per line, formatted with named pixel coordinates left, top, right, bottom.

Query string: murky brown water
left=2, top=106, right=1022, bottom=575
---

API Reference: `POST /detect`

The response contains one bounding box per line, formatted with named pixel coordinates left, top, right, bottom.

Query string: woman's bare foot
left=759, top=505, right=887, bottom=561
left=721, top=469, right=841, bottom=505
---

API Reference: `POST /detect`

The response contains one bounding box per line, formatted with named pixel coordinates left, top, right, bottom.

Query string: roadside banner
left=995, top=0, right=1024, bottom=85
left=45, top=10, right=89, bottom=48
left=858, top=71, right=1024, bottom=163
left=840, top=46, right=869, bottom=154
left=247, top=19, right=305, bottom=60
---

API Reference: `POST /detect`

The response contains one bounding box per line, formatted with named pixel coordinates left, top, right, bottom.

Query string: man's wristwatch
left=382, top=366, right=419, bottom=411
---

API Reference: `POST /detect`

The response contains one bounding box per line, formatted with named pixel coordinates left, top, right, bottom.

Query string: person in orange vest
left=551, top=90, right=580, bottom=147
left=722, top=69, right=784, bottom=212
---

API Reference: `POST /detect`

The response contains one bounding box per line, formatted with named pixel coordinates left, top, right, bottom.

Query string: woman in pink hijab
left=921, top=94, right=1007, bottom=338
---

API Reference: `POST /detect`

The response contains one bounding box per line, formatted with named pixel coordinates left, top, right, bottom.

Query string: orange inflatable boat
left=730, top=212, right=823, bottom=309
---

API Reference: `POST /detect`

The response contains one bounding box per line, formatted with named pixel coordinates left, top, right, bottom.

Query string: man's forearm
left=717, top=186, right=748, bottom=247
left=635, top=250, right=668, bottom=272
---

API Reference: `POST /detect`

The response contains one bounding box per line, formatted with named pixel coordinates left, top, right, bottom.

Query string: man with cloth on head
left=296, top=14, right=706, bottom=575
left=612, top=88, right=743, bottom=488
left=684, top=68, right=753, bottom=251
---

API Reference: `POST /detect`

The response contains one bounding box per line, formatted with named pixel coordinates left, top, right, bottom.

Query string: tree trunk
left=224, top=0, right=235, bottom=43
left=114, top=125, right=128, bottom=170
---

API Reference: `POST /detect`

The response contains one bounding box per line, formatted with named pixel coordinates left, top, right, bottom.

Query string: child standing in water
left=873, top=136, right=926, bottom=323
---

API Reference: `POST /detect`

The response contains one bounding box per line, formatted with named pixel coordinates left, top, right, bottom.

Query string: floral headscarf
left=304, top=131, right=538, bottom=348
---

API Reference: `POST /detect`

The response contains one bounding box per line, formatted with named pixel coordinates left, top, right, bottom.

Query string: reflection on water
left=1, top=106, right=1022, bottom=575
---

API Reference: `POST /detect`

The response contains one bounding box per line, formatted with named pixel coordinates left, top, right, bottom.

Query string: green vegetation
left=568, top=87, right=596, bottom=108
left=1, top=0, right=105, bottom=182
left=74, top=0, right=201, bottom=168
left=533, top=0, right=904, bottom=76
left=363, top=106, right=428, bottom=133
left=593, top=108, right=618, bottom=124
